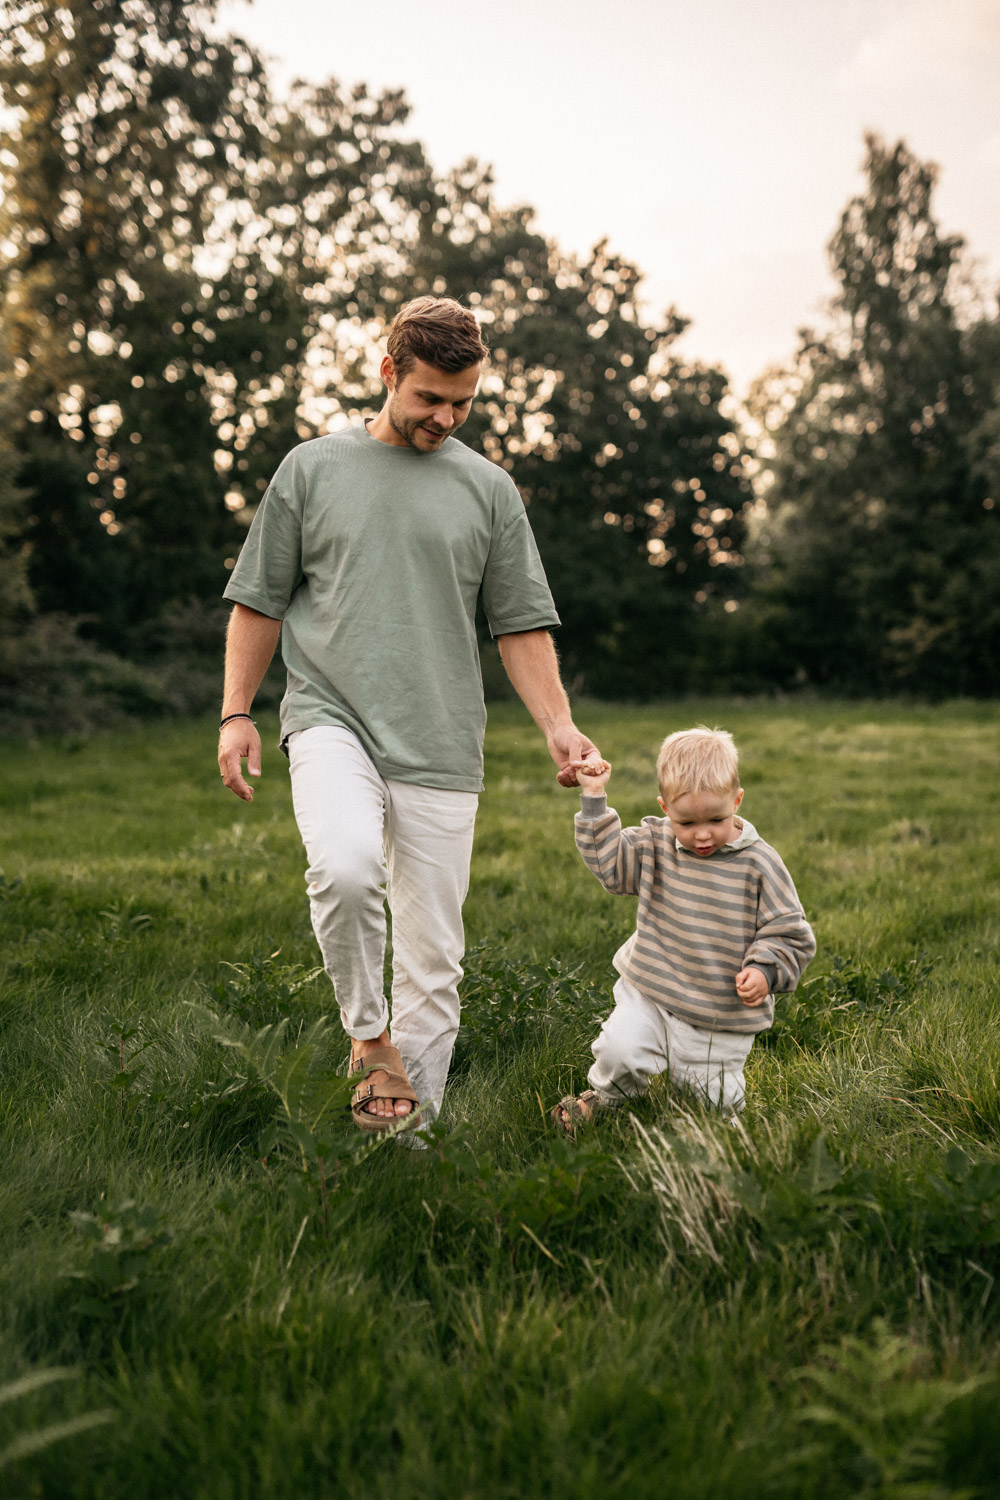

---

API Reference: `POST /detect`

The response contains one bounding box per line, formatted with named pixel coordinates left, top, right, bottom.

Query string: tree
left=1, top=0, right=754, bottom=707
left=0, top=0, right=433, bottom=649
left=399, top=164, right=754, bottom=695
left=755, top=136, right=1000, bottom=694
left=0, top=368, right=32, bottom=633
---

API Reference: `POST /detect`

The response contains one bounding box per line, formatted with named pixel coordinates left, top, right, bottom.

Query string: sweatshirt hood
left=727, top=816, right=759, bottom=851
left=670, top=815, right=760, bottom=854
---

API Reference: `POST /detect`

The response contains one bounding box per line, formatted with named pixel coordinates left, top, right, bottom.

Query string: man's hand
left=547, top=718, right=604, bottom=787
left=217, top=606, right=281, bottom=802
left=219, top=719, right=263, bottom=802
left=735, top=967, right=769, bottom=1007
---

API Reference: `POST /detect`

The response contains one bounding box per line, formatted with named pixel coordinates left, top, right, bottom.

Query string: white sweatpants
left=588, top=976, right=756, bottom=1114
left=288, top=726, right=479, bottom=1122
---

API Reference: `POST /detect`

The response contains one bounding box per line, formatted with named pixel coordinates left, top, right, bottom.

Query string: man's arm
left=496, top=628, right=600, bottom=785
left=218, top=603, right=283, bottom=802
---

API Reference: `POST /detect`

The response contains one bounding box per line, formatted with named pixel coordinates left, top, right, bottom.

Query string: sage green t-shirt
left=223, top=424, right=559, bottom=792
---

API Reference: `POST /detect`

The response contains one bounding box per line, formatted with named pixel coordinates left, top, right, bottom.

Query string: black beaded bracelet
left=219, top=712, right=255, bottom=729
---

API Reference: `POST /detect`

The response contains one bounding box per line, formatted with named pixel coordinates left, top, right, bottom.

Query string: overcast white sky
left=217, top=0, right=1000, bottom=393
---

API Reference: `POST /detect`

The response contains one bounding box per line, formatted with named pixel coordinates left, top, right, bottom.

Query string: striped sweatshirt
left=575, top=795, right=816, bottom=1035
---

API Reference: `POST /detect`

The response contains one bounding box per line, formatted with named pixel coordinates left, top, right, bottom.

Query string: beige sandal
left=350, top=1043, right=421, bottom=1133
left=551, top=1089, right=603, bottom=1135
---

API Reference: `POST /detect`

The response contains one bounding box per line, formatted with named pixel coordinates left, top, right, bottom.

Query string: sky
left=216, top=0, right=1000, bottom=394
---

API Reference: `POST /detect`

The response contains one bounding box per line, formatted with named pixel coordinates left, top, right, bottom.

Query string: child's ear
left=734, top=788, right=744, bottom=810
left=657, top=796, right=667, bottom=813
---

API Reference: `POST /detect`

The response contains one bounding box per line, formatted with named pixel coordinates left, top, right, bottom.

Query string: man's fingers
left=218, top=728, right=262, bottom=802
left=220, top=754, right=254, bottom=801
left=568, top=740, right=600, bottom=766
left=556, top=744, right=605, bottom=787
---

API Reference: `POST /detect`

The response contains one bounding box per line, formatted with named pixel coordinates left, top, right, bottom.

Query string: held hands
left=218, top=719, right=263, bottom=802
left=547, top=718, right=605, bottom=788
left=571, top=757, right=612, bottom=795
left=735, top=967, right=769, bottom=1007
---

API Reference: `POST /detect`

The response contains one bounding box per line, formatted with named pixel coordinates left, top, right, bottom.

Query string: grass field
left=2, top=699, right=1000, bottom=1498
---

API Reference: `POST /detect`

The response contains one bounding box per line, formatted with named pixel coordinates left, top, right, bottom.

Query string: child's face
left=658, top=787, right=744, bottom=857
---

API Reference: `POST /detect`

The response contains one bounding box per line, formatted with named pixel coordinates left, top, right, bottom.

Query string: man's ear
left=379, top=354, right=396, bottom=390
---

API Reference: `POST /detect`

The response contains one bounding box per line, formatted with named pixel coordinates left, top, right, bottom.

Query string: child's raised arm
left=574, top=760, right=652, bottom=896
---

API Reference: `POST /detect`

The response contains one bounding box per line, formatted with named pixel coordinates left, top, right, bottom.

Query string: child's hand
left=735, top=967, right=769, bottom=1006
left=573, top=757, right=612, bottom=794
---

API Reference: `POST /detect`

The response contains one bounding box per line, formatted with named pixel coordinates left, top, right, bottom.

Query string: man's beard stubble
left=387, top=392, right=447, bottom=451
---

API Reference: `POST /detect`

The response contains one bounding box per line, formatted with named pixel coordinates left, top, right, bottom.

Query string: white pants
left=588, top=976, right=756, bottom=1115
left=288, top=726, right=479, bottom=1122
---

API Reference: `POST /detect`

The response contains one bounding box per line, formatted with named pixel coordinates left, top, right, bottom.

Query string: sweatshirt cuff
left=578, top=794, right=608, bottom=818
left=746, top=962, right=778, bottom=991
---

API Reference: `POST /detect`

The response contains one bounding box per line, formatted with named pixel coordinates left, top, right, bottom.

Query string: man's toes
left=364, top=1096, right=408, bottom=1118
left=355, top=1064, right=414, bottom=1122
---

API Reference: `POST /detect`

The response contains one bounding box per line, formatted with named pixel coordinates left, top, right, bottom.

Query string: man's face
left=382, top=356, right=482, bottom=452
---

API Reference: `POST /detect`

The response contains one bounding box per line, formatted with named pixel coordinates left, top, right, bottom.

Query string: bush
left=0, top=615, right=169, bottom=736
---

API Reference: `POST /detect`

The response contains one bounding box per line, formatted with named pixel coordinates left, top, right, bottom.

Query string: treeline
left=1, top=0, right=998, bottom=733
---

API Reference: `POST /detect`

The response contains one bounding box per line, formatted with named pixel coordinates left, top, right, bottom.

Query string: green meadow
left=2, top=700, right=999, bottom=1498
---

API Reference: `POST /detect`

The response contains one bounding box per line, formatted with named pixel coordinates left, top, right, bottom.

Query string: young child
left=553, top=727, right=815, bottom=1128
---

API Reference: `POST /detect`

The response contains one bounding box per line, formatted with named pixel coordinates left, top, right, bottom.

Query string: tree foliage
left=0, top=0, right=750, bottom=713
left=7, top=8, right=995, bottom=719
left=0, top=0, right=432, bottom=652
left=754, top=136, right=1000, bottom=694
left=398, top=165, right=752, bottom=695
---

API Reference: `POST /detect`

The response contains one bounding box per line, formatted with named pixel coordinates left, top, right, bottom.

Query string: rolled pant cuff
left=587, top=1077, right=634, bottom=1108
left=343, top=1001, right=390, bottom=1043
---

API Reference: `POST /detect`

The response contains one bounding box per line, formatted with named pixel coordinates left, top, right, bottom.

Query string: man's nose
left=432, top=404, right=455, bottom=429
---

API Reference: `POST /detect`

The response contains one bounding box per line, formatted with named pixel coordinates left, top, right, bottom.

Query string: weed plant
left=1, top=702, right=999, bottom=1497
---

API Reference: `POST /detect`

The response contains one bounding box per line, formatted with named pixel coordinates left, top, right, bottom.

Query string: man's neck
left=366, top=409, right=407, bottom=447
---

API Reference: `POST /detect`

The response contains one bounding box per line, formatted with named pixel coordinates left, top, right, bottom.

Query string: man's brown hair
left=386, top=295, right=487, bottom=378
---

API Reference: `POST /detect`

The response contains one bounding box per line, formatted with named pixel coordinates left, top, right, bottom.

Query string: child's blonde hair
left=656, top=727, right=740, bottom=803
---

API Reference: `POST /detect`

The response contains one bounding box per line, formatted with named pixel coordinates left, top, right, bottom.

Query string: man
left=218, top=296, right=599, bottom=1132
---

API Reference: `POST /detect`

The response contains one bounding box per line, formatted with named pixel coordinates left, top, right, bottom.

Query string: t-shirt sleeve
left=480, top=480, right=560, bottom=638
left=222, top=459, right=303, bottom=620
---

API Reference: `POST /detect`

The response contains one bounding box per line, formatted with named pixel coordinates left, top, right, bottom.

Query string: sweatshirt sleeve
left=574, top=796, right=649, bottom=895
left=743, top=848, right=816, bottom=992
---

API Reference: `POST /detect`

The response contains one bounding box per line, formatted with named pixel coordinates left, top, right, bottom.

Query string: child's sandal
left=551, top=1089, right=603, bottom=1135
